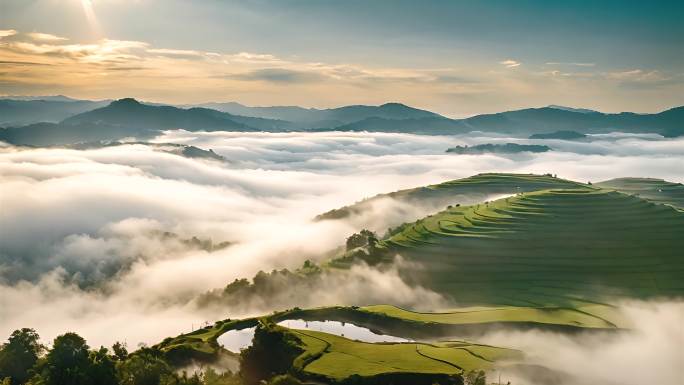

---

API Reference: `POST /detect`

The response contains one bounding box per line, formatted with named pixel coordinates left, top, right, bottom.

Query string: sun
left=80, top=0, right=100, bottom=34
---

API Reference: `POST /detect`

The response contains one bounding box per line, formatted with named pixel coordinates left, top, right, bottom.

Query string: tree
left=202, top=368, right=242, bottom=385
left=0, top=328, right=44, bottom=385
left=87, top=347, right=117, bottom=385
left=42, top=333, right=91, bottom=385
left=464, top=370, right=486, bottom=385
left=345, top=229, right=378, bottom=251
left=117, top=351, right=173, bottom=385
left=240, top=324, right=303, bottom=385
left=112, top=342, right=129, bottom=361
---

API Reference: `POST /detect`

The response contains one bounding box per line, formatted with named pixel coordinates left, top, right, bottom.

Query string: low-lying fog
left=0, top=131, right=682, bottom=358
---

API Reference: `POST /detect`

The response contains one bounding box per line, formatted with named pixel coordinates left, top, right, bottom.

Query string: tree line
left=0, top=328, right=240, bottom=385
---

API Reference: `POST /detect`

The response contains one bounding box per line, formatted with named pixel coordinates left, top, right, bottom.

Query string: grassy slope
left=290, top=329, right=520, bottom=380
left=159, top=173, right=683, bottom=376
left=316, top=173, right=587, bottom=221
left=361, top=304, right=619, bottom=328
left=597, top=177, right=684, bottom=209
left=384, top=188, right=684, bottom=306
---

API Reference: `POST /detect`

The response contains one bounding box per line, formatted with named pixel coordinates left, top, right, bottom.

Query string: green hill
left=381, top=188, right=684, bottom=305
left=597, top=177, right=684, bottom=209
left=316, top=173, right=585, bottom=222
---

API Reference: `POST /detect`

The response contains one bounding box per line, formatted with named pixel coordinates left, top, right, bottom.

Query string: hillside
left=380, top=188, right=684, bottom=305
left=597, top=177, right=684, bottom=209
left=316, top=173, right=586, bottom=223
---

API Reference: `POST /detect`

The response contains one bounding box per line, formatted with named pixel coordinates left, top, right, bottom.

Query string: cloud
left=500, top=59, right=521, bottom=68
left=482, top=300, right=684, bottom=385
left=4, top=39, right=148, bottom=64
left=545, top=62, right=595, bottom=67
left=26, top=32, right=68, bottom=42
left=147, top=48, right=204, bottom=58
left=0, top=30, right=17, bottom=39
left=1, top=131, right=683, bottom=349
left=229, top=68, right=327, bottom=83
left=0, top=60, right=52, bottom=66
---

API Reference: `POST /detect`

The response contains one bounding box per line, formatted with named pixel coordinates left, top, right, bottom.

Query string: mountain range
left=0, top=96, right=682, bottom=146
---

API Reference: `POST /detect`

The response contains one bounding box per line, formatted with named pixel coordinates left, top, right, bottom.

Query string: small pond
left=217, top=320, right=410, bottom=352
left=217, top=327, right=255, bottom=353
left=277, top=319, right=410, bottom=343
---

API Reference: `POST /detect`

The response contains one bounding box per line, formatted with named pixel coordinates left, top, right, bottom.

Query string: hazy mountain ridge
left=189, top=101, right=442, bottom=126
left=1, top=98, right=682, bottom=146
left=0, top=98, right=110, bottom=126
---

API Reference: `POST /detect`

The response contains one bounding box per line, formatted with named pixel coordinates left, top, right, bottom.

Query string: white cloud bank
left=485, top=301, right=684, bottom=385
left=0, top=131, right=683, bottom=348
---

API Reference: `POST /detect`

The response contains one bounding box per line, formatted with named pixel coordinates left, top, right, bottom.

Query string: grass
left=596, top=177, right=684, bottom=209
left=157, top=173, right=684, bottom=375
left=383, top=188, right=684, bottom=306
left=288, top=329, right=520, bottom=381
left=316, top=173, right=588, bottom=221
left=360, top=304, right=620, bottom=328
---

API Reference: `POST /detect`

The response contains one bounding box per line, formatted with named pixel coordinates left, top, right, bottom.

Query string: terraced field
left=384, top=188, right=684, bottom=305
left=597, top=177, right=684, bottom=209
left=289, top=328, right=520, bottom=381
left=316, top=173, right=587, bottom=221
left=361, top=304, right=620, bottom=329
left=157, top=173, right=683, bottom=383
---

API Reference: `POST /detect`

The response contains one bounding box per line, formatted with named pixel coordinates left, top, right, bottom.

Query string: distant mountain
left=191, top=101, right=442, bottom=127
left=460, top=106, right=684, bottom=137
left=0, top=98, right=110, bottom=126
left=529, top=130, right=587, bottom=140
left=0, top=98, right=298, bottom=145
left=547, top=105, right=598, bottom=114
left=62, top=98, right=251, bottom=131
left=2, top=98, right=683, bottom=146
left=320, top=106, right=683, bottom=137
left=1, top=95, right=82, bottom=102
left=326, top=116, right=467, bottom=134
left=67, top=141, right=226, bottom=161
left=445, top=143, right=550, bottom=154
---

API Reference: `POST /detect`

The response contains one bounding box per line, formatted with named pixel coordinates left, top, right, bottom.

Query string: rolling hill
left=378, top=188, right=684, bottom=305
left=158, top=173, right=684, bottom=384
left=316, top=173, right=586, bottom=223
left=597, top=177, right=684, bottom=209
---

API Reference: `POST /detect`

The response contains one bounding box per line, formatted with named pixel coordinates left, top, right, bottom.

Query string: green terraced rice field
left=289, top=329, right=519, bottom=380
left=385, top=188, right=684, bottom=305
left=361, top=304, right=620, bottom=328
left=317, top=173, right=588, bottom=221
left=597, top=177, right=684, bottom=209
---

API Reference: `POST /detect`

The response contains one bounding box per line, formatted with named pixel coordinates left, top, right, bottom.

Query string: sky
left=1, top=0, right=683, bottom=116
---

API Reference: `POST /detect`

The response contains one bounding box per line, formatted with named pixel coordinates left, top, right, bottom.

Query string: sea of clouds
left=1, top=130, right=682, bottom=354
